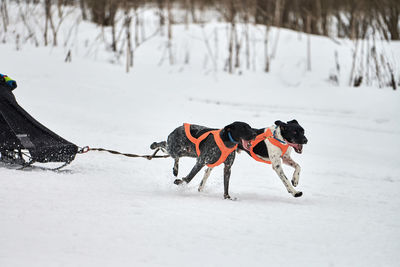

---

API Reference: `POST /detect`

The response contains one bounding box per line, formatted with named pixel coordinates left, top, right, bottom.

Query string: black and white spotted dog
left=151, top=122, right=256, bottom=199
left=198, top=120, right=308, bottom=198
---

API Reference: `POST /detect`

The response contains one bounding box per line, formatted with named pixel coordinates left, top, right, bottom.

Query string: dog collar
left=227, top=132, right=238, bottom=144
left=273, top=126, right=287, bottom=144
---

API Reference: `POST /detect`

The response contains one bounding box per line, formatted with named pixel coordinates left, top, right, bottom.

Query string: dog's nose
left=303, top=137, right=308, bottom=144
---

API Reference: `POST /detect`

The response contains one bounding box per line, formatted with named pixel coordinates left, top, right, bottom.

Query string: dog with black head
left=198, top=120, right=308, bottom=198
left=151, top=122, right=256, bottom=199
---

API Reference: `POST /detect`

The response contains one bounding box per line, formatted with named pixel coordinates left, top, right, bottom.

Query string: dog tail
left=150, top=141, right=167, bottom=150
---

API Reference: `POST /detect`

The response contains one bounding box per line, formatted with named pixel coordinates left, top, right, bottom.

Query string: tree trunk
left=306, top=14, right=311, bottom=71
left=1, top=0, right=9, bottom=33
left=79, top=0, right=87, bottom=20
left=167, top=0, right=173, bottom=65
left=264, top=25, right=270, bottom=73
left=125, top=11, right=133, bottom=73
left=44, top=0, right=51, bottom=46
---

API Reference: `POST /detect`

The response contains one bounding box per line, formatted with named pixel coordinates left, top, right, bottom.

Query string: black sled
left=0, top=75, right=79, bottom=170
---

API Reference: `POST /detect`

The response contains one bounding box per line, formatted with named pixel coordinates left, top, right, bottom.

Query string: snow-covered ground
left=1, top=11, right=400, bottom=266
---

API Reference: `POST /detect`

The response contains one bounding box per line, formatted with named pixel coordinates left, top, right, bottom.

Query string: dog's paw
left=293, top=191, right=303, bottom=198
left=223, top=194, right=238, bottom=201
left=150, top=142, right=158, bottom=149
left=198, top=185, right=204, bottom=192
left=174, top=179, right=184, bottom=185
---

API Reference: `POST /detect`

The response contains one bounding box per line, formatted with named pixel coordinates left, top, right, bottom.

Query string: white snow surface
left=1, top=20, right=400, bottom=267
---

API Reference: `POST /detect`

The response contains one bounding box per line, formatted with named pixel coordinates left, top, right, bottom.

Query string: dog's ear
left=224, top=123, right=235, bottom=133
left=275, top=120, right=286, bottom=127
left=225, top=121, right=243, bottom=132
left=287, top=119, right=298, bottom=124
left=275, top=120, right=287, bottom=131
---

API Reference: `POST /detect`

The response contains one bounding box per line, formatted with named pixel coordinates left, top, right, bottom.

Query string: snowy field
left=1, top=14, right=400, bottom=267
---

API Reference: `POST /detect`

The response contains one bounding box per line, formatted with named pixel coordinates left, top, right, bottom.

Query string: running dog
left=198, top=120, right=308, bottom=198
left=150, top=122, right=256, bottom=199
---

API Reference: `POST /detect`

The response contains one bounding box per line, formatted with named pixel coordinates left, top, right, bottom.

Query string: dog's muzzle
left=241, top=139, right=252, bottom=151
left=287, top=143, right=303, bottom=154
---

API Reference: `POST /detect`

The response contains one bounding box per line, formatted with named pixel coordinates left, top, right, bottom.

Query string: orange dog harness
left=249, top=128, right=289, bottom=164
left=184, top=123, right=237, bottom=168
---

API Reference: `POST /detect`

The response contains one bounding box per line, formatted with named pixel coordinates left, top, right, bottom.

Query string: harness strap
left=249, top=128, right=289, bottom=164
left=184, top=123, right=237, bottom=167
left=184, top=123, right=199, bottom=145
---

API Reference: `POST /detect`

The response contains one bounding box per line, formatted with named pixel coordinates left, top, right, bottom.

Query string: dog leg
left=150, top=141, right=166, bottom=150
left=270, top=154, right=302, bottom=197
left=198, top=167, right=213, bottom=192
left=223, top=164, right=233, bottom=199
left=282, top=155, right=301, bottom=187
left=173, top=158, right=179, bottom=177
left=223, top=154, right=236, bottom=199
left=174, top=160, right=204, bottom=185
left=146, top=148, right=160, bottom=160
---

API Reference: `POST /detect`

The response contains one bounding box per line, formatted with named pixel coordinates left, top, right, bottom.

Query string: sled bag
left=0, top=82, right=78, bottom=163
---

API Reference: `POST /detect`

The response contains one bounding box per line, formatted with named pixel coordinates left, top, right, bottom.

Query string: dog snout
left=303, top=137, right=308, bottom=144
left=247, top=130, right=257, bottom=140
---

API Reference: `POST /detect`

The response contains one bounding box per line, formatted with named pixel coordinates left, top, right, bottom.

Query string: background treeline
left=74, top=0, right=400, bottom=40
left=1, top=0, right=398, bottom=88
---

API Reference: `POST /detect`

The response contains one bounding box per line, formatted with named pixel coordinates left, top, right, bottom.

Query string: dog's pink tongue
left=241, top=139, right=251, bottom=151
left=289, top=143, right=299, bottom=149
left=288, top=143, right=303, bottom=153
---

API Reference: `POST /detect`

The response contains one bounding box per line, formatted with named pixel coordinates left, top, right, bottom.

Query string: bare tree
left=42, top=0, right=75, bottom=46
left=44, top=0, right=51, bottom=46
left=217, top=0, right=239, bottom=73
left=17, top=3, right=39, bottom=47
left=376, top=0, right=400, bottom=40
left=271, top=0, right=283, bottom=59
left=240, top=0, right=256, bottom=70
left=264, top=25, right=270, bottom=72
left=157, top=0, right=165, bottom=35
left=166, top=0, right=174, bottom=65
left=1, top=0, right=9, bottom=34
left=306, top=12, right=311, bottom=71
left=79, top=0, right=87, bottom=20
left=124, top=6, right=133, bottom=72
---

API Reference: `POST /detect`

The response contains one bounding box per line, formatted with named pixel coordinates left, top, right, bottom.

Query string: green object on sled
left=0, top=73, right=17, bottom=90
